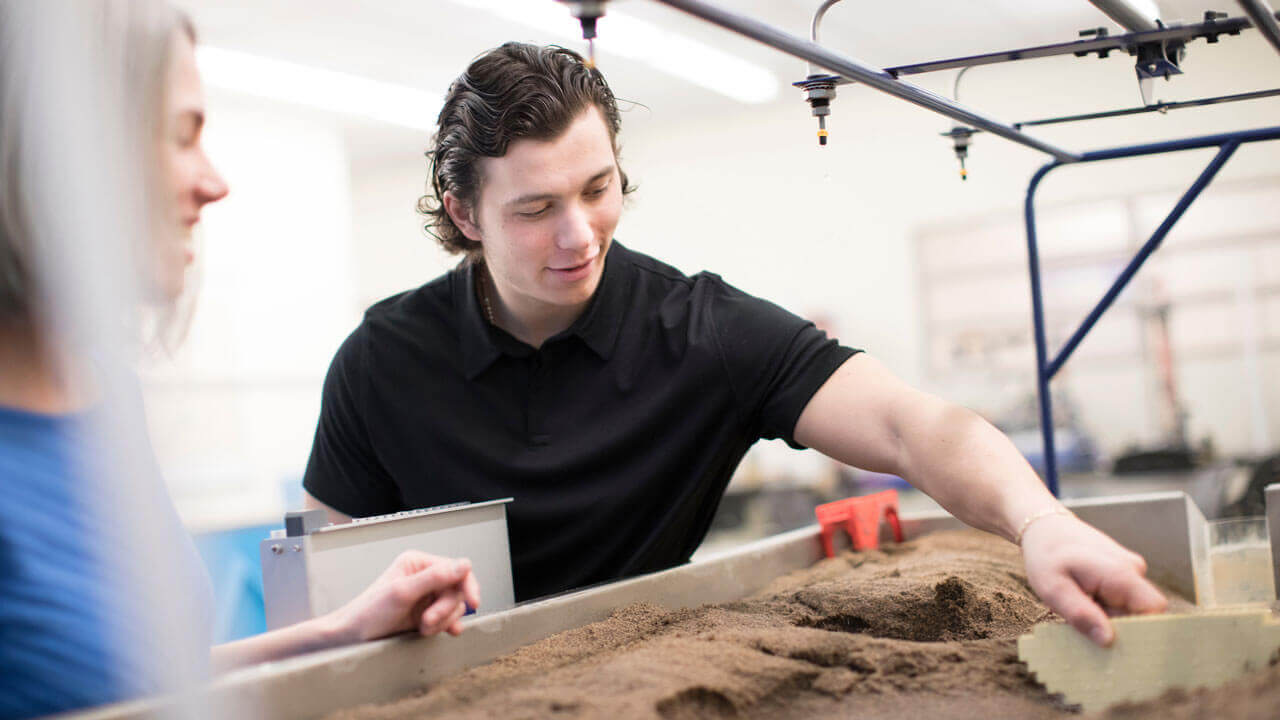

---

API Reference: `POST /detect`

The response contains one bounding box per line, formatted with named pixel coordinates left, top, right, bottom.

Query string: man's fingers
left=1096, top=572, right=1167, bottom=616
left=1047, top=578, right=1114, bottom=647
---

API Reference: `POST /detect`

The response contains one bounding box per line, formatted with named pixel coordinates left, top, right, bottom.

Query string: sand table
left=328, top=529, right=1210, bottom=720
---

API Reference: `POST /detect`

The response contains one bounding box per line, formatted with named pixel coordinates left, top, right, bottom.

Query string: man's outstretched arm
left=793, top=353, right=1167, bottom=646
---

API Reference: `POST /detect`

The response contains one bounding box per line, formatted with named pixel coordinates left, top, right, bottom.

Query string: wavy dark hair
left=418, top=42, right=634, bottom=258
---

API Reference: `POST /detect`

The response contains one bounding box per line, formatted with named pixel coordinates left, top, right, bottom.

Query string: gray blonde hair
left=0, top=1, right=215, bottom=696
left=0, top=0, right=194, bottom=344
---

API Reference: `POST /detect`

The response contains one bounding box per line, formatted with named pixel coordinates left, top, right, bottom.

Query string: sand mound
left=756, top=531, right=1051, bottom=643
left=326, top=529, right=1217, bottom=720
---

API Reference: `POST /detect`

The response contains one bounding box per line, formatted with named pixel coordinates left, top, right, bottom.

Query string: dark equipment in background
left=1220, top=453, right=1280, bottom=517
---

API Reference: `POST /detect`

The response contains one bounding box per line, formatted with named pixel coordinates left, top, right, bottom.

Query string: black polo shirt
left=302, top=242, right=859, bottom=601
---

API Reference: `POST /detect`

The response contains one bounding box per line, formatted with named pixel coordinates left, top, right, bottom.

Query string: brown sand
left=328, top=530, right=1209, bottom=720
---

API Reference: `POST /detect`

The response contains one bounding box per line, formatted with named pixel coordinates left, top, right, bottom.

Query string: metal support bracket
left=1024, top=126, right=1280, bottom=496
left=1239, top=0, right=1280, bottom=56
left=653, top=0, right=1080, bottom=161
left=790, top=12, right=1270, bottom=84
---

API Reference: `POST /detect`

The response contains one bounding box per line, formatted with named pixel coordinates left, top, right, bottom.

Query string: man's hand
left=792, top=354, right=1170, bottom=648
left=326, top=551, right=482, bottom=644
left=1019, top=513, right=1167, bottom=647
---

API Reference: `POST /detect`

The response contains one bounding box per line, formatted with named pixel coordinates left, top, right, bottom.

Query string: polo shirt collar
left=456, top=241, right=631, bottom=379
left=565, top=240, right=629, bottom=361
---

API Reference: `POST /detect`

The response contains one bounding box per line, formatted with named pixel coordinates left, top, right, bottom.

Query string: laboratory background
left=10, top=0, right=1280, bottom=716
left=154, top=0, right=1280, bottom=635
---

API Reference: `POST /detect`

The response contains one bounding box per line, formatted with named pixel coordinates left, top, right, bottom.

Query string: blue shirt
left=0, top=404, right=213, bottom=718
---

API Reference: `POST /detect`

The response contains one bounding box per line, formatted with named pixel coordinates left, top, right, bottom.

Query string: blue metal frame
left=1025, top=125, right=1280, bottom=496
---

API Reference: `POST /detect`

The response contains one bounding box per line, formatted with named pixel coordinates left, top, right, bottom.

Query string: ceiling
left=182, top=0, right=1278, bottom=160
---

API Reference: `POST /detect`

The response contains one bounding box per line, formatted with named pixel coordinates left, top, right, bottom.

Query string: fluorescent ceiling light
left=196, top=46, right=442, bottom=130
left=449, top=0, right=779, bottom=104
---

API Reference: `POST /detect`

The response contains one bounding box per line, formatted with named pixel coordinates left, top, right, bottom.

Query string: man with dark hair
left=303, top=42, right=1165, bottom=646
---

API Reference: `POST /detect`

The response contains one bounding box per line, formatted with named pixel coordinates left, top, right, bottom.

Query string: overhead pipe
left=1238, top=0, right=1280, bottom=56
left=651, top=0, right=1082, bottom=162
left=1086, top=0, right=1162, bottom=32
left=806, top=0, right=844, bottom=77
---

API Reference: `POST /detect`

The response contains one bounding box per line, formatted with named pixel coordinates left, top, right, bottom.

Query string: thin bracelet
left=1014, top=507, right=1074, bottom=546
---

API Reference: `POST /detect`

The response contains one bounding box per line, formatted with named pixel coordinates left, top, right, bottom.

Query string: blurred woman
left=0, top=3, right=478, bottom=717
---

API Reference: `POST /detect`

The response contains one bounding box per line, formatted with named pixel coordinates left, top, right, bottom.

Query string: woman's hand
left=1020, top=513, right=1167, bottom=646
left=326, top=551, right=482, bottom=644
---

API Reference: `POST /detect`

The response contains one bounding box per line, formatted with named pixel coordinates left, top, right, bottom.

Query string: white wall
left=347, top=147, right=459, bottom=308
left=141, top=98, right=361, bottom=530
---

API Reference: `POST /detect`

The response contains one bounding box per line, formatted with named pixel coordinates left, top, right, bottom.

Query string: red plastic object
left=814, top=489, right=905, bottom=558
